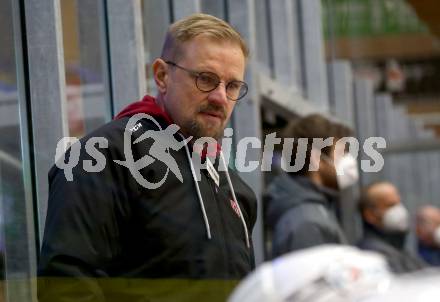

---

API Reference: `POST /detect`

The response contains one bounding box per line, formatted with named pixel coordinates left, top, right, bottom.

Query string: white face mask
left=334, top=154, right=359, bottom=189
left=382, top=204, right=409, bottom=233
left=321, top=153, right=359, bottom=190
left=433, top=226, right=440, bottom=247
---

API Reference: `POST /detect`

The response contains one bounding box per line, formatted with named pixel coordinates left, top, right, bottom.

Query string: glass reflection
left=60, top=0, right=110, bottom=137
left=0, top=0, right=36, bottom=301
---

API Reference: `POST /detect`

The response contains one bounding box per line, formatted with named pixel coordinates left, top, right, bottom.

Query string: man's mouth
left=199, top=110, right=225, bottom=122
left=202, top=111, right=223, bottom=119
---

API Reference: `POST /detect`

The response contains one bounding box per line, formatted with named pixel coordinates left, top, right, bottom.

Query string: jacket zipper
left=205, top=172, right=231, bottom=277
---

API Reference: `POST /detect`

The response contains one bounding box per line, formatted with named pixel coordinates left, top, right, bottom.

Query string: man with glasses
left=38, top=13, right=256, bottom=302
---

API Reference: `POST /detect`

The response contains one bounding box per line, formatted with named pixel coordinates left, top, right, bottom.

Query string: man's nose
left=207, top=82, right=228, bottom=105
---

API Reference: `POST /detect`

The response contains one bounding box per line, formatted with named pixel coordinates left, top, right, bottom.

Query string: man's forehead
left=368, top=183, right=400, bottom=206
left=180, top=35, right=245, bottom=58
left=419, top=206, right=440, bottom=222
left=179, top=38, right=246, bottom=80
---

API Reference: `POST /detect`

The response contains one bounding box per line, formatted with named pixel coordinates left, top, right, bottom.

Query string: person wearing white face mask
left=265, top=114, right=356, bottom=258
left=416, top=205, right=440, bottom=266
left=358, top=182, right=426, bottom=273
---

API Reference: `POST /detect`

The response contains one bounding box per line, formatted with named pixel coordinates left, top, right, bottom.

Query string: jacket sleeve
left=271, top=209, right=334, bottom=257
left=38, top=141, right=129, bottom=302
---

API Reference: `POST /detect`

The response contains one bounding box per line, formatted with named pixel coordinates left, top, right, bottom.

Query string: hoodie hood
left=114, top=95, right=173, bottom=124
left=265, top=173, right=338, bottom=227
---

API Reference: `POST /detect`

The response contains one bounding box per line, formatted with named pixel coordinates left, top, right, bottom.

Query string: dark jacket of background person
left=418, top=242, right=440, bottom=266
left=265, top=173, right=346, bottom=258
left=358, top=222, right=425, bottom=274
left=416, top=205, right=440, bottom=266
left=37, top=96, right=257, bottom=302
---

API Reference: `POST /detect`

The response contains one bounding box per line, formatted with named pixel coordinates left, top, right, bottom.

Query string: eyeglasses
left=165, top=61, right=248, bottom=101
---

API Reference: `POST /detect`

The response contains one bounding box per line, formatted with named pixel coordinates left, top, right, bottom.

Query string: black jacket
left=358, top=223, right=425, bottom=274
left=38, top=111, right=257, bottom=301
left=265, top=173, right=346, bottom=258
left=418, top=241, right=440, bottom=266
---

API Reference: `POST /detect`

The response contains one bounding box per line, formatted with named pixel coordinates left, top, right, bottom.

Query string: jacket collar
left=363, top=222, right=407, bottom=250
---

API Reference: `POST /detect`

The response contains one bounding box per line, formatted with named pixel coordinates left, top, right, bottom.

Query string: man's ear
left=153, top=58, right=168, bottom=94
left=364, top=208, right=378, bottom=226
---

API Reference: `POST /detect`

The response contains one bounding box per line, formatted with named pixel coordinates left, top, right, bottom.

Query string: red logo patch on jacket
left=230, top=199, right=241, bottom=218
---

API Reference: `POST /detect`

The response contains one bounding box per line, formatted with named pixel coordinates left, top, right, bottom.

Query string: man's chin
left=185, top=121, right=223, bottom=140
left=196, top=128, right=223, bottom=140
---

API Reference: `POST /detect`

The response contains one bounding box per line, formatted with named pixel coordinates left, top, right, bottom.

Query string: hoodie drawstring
left=181, top=134, right=212, bottom=240
left=180, top=134, right=250, bottom=248
left=220, top=151, right=251, bottom=248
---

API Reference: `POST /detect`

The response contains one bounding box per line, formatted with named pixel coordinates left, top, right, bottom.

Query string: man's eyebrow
left=225, top=74, right=244, bottom=82
left=194, top=65, right=243, bottom=82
